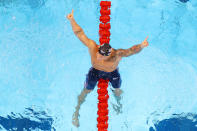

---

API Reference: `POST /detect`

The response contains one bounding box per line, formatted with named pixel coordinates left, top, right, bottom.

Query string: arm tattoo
left=129, top=44, right=142, bottom=54
left=74, top=28, right=83, bottom=35
left=118, top=44, right=142, bottom=57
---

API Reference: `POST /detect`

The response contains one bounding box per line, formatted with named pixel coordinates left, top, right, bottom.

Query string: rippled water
left=0, top=0, right=197, bottom=130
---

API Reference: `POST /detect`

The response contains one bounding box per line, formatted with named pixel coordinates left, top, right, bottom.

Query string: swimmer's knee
left=84, top=87, right=92, bottom=93
left=114, top=88, right=123, bottom=97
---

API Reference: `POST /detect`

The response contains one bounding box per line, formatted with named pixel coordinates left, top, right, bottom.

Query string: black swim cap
left=98, top=43, right=112, bottom=56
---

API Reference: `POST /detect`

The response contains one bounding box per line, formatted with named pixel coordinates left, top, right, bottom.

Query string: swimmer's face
left=96, top=46, right=112, bottom=60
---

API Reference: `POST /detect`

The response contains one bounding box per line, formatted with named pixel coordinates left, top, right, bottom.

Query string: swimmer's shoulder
left=89, top=40, right=98, bottom=49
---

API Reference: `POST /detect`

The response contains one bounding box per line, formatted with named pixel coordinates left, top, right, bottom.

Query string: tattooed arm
left=116, top=36, right=149, bottom=57
left=116, top=44, right=143, bottom=57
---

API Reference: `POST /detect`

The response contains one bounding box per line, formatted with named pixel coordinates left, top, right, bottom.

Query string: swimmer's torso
left=88, top=42, right=122, bottom=72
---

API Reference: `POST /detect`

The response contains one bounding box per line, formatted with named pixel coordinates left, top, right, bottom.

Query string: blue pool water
left=0, top=0, right=197, bottom=130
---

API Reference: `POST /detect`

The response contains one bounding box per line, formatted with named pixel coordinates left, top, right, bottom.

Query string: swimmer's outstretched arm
left=66, top=9, right=83, bottom=35
left=116, top=36, right=149, bottom=57
left=66, top=9, right=95, bottom=49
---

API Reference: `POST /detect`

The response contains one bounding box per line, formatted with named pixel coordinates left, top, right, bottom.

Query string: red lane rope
left=97, top=1, right=111, bottom=130
left=97, top=79, right=109, bottom=131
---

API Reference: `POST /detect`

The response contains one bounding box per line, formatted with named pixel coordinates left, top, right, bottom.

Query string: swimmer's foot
left=111, top=95, right=123, bottom=115
left=111, top=88, right=123, bottom=115
left=72, top=111, right=80, bottom=127
left=111, top=102, right=122, bottom=115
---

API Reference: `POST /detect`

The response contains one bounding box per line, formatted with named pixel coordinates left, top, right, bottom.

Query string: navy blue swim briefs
left=84, top=67, right=122, bottom=90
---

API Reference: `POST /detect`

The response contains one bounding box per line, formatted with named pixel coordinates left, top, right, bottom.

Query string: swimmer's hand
left=66, top=9, right=74, bottom=20
left=140, top=36, right=149, bottom=48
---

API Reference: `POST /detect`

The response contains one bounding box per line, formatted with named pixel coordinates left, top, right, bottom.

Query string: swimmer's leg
left=109, top=70, right=123, bottom=114
left=113, top=88, right=123, bottom=97
left=72, top=87, right=92, bottom=127
left=111, top=88, right=123, bottom=115
left=72, top=67, right=98, bottom=127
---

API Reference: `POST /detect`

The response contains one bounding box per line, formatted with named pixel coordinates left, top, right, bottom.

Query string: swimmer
left=66, top=9, right=149, bottom=127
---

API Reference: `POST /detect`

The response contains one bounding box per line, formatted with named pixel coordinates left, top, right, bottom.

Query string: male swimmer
left=66, top=9, right=149, bottom=127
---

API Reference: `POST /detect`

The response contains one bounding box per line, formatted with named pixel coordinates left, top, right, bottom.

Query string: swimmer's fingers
left=141, top=36, right=149, bottom=48
left=72, top=9, right=74, bottom=15
left=145, top=36, right=149, bottom=41
left=145, top=36, right=149, bottom=47
left=66, top=9, right=74, bottom=20
left=71, top=9, right=74, bottom=18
